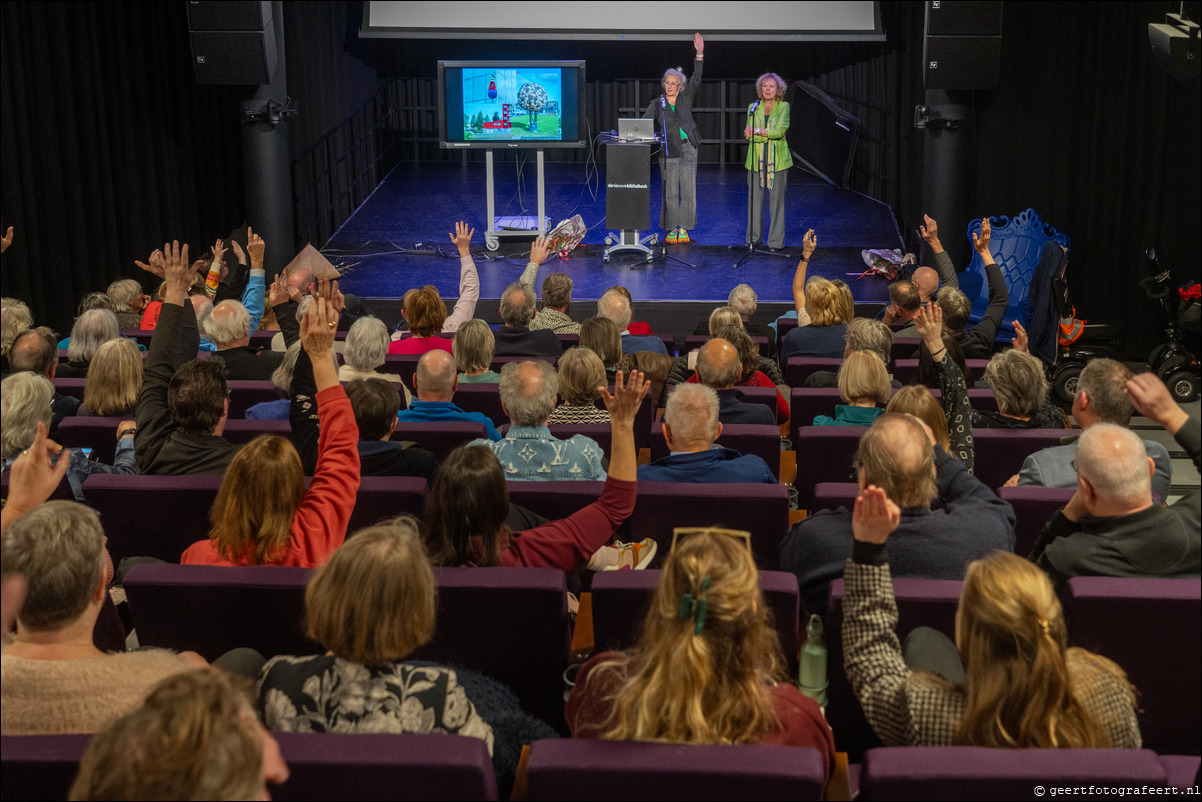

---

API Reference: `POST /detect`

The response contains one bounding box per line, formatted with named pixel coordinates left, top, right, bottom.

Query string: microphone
left=661, top=95, right=667, bottom=109
left=750, top=99, right=760, bottom=114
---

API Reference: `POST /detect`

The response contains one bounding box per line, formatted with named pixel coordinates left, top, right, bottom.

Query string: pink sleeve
left=290, top=385, right=361, bottom=566
left=501, top=477, right=636, bottom=571
left=442, top=254, right=480, bottom=333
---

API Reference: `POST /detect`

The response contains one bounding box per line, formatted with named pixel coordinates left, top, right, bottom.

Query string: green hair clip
left=678, top=575, right=713, bottom=635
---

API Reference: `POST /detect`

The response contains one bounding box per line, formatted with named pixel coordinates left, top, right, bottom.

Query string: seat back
left=391, top=420, right=487, bottom=461
left=592, top=386, right=653, bottom=450
left=0, top=734, right=92, bottom=801
left=273, top=733, right=498, bottom=801
left=790, top=389, right=847, bottom=430
left=684, top=333, right=771, bottom=358
left=51, top=377, right=87, bottom=400
left=1066, top=577, right=1202, bottom=756
left=55, top=416, right=126, bottom=464
left=222, top=418, right=292, bottom=443
left=525, top=739, right=826, bottom=801
left=1, top=469, right=73, bottom=505
left=227, top=380, right=285, bottom=418
left=592, top=569, right=801, bottom=671
left=554, top=333, right=580, bottom=349
left=451, top=383, right=506, bottom=430
left=972, top=428, right=1070, bottom=491
left=890, top=337, right=921, bottom=362
left=892, top=358, right=988, bottom=385
left=378, top=353, right=422, bottom=380
left=792, top=426, right=863, bottom=509
left=649, top=422, right=781, bottom=480
left=995, top=485, right=1073, bottom=556
left=859, top=746, right=1164, bottom=800
left=826, top=577, right=962, bottom=760
left=785, top=357, right=844, bottom=388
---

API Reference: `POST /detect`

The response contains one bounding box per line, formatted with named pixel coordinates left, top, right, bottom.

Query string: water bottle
left=799, top=613, right=828, bottom=708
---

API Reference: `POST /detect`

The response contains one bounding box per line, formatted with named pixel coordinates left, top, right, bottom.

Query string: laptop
left=617, top=118, right=656, bottom=142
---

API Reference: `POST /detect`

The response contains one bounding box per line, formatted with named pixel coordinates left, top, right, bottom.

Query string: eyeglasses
left=664, top=80, right=682, bottom=89
left=671, top=527, right=753, bottom=556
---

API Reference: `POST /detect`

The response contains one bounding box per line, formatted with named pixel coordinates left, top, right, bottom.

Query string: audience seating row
left=788, top=387, right=1000, bottom=431
left=823, top=576, right=1202, bottom=760
left=649, top=422, right=782, bottom=480
left=785, top=356, right=989, bottom=387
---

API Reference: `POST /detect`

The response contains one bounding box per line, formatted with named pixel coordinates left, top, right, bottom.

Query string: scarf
left=756, top=103, right=776, bottom=190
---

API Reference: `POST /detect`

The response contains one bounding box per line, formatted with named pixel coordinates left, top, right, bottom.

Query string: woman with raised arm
left=744, top=72, right=792, bottom=251
left=842, top=480, right=1140, bottom=748
left=779, top=230, right=854, bottom=362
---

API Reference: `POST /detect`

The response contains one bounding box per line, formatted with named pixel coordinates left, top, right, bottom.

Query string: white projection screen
left=362, top=1, right=884, bottom=42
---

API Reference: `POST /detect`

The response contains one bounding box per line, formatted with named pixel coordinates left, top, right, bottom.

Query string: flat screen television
left=438, top=60, right=586, bottom=149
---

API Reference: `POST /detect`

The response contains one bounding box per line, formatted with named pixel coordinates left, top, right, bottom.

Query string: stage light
left=1148, top=12, right=1200, bottom=81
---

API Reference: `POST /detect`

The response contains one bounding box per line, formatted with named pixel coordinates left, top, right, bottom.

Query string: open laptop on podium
left=617, top=118, right=657, bottom=143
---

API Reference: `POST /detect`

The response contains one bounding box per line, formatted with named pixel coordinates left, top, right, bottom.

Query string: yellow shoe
left=666, top=229, right=679, bottom=244
left=677, top=229, right=691, bottom=243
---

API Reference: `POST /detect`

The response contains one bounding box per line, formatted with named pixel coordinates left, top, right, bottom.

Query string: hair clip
left=678, top=575, right=712, bottom=635
left=1036, top=617, right=1051, bottom=636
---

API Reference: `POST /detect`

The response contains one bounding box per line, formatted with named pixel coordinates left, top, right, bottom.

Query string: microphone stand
left=732, top=97, right=791, bottom=269
left=648, top=92, right=695, bottom=269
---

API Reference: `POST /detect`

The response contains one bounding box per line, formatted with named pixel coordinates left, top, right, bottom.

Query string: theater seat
left=995, top=485, right=1074, bottom=557
left=649, top=422, right=782, bottom=480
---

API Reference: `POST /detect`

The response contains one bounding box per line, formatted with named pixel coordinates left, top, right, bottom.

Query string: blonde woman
left=566, top=530, right=836, bottom=780
left=813, top=350, right=891, bottom=426
left=79, top=338, right=143, bottom=417
left=548, top=347, right=610, bottom=424
left=779, top=231, right=854, bottom=361
left=453, top=318, right=500, bottom=383
left=843, top=484, right=1140, bottom=748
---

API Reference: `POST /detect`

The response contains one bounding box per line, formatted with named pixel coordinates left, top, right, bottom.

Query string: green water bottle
left=799, top=613, right=828, bottom=708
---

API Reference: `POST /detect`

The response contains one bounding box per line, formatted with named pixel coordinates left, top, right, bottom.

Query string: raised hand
left=694, top=32, right=704, bottom=54
left=449, top=221, right=475, bottom=257
left=851, top=485, right=901, bottom=545
left=299, top=294, right=337, bottom=359
left=919, top=214, right=939, bottom=245
left=1, top=422, right=70, bottom=531
left=530, top=235, right=552, bottom=265
left=162, top=240, right=192, bottom=301
left=914, top=301, right=944, bottom=351
left=972, top=217, right=992, bottom=255
left=231, top=238, right=247, bottom=265
left=600, top=368, right=650, bottom=427
left=1126, top=372, right=1189, bottom=434
left=267, top=272, right=290, bottom=308
left=1011, top=320, right=1028, bottom=352
left=801, top=229, right=817, bottom=260
left=247, top=226, right=265, bottom=268
left=135, top=249, right=166, bottom=278
left=1, top=226, right=13, bottom=253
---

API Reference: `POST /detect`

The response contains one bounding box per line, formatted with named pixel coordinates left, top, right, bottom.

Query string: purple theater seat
left=591, top=385, right=653, bottom=450
left=273, top=733, right=498, bottom=801
left=378, top=353, right=422, bottom=380
left=1, top=466, right=74, bottom=504
left=996, top=485, right=1074, bottom=557
left=490, top=354, right=557, bottom=373
left=555, top=333, right=580, bottom=349
left=684, top=333, right=771, bottom=358
left=665, top=383, right=778, bottom=421
left=812, top=482, right=859, bottom=511
left=1067, top=577, right=1202, bottom=756
left=825, top=577, right=962, bottom=761
left=227, top=380, right=285, bottom=418
left=591, top=569, right=801, bottom=672
left=858, top=747, right=1167, bottom=800
left=972, top=428, right=1071, bottom=491
left=0, top=734, right=91, bottom=801
left=526, top=739, right=826, bottom=801
left=785, top=357, right=845, bottom=388
left=1160, top=755, right=1202, bottom=790
left=51, top=377, right=87, bottom=400
left=391, top=420, right=487, bottom=460
left=790, top=389, right=848, bottom=430
left=223, top=418, right=292, bottom=443
left=84, top=475, right=426, bottom=564
left=792, top=426, right=863, bottom=509
left=55, top=416, right=126, bottom=464
left=506, top=482, right=604, bottom=525
left=248, top=329, right=276, bottom=349
left=412, top=567, right=571, bottom=730
left=649, top=422, right=782, bottom=480
left=892, top=358, right=988, bottom=385
left=889, top=337, right=921, bottom=362
left=124, top=564, right=316, bottom=661
left=775, top=315, right=798, bottom=339
left=118, top=328, right=154, bottom=347
left=452, top=383, right=506, bottom=430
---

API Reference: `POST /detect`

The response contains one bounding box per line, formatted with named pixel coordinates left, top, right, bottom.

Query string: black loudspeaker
left=785, top=82, right=860, bottom=190
left=1148, top=14, right=1201, bottom=82
left=188, top=1, right=276, bottom=85
left=924, top=1, right=1003, bottom=90
left=605, top=142, right=651, bottom=231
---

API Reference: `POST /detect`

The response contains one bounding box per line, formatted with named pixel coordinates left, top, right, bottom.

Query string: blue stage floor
left=326, top=161, right=903, bottom=306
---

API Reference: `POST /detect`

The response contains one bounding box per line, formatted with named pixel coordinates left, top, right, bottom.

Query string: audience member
left=344, top=378, right=435, bottom=478
left=1, top=296, right=34, bottom=377
left=8, top=327, right=81, bottom=428
left=937, top=217, right=1009, bottom=359
left=780, top=413, right=1014, bottom=615
left=79, top=337, right=142, bottom=418
left=812, top=350, right=890, bottom=426
left=597, top=288, right=666, bottom=354
left=842, top=485, right=1139, bottom=747
left=57, top=309, right=119, bottom=378
left=880, top=279, right=922, bottom=332
left=453, top=318, right=500, bottom=383
left=388, top=284, right=455, bottom=355
left=566, top=529, right=835, bottom=781
left=693, top=284, right=777, bottom=354
left=339, top=315, right=413, bottom=403
left=638, top=383, right=775, bottom=484
left=69, top=669, right=289, bottom=801
left=696, top=338, right=775, bottom=426
left=243, top=341, right=307, bottom=421
left=204, top=298, right=283, bottom=381
left=519, top=235, right=580, bottom=333
left=2, top=373, right=134, bottom=501
left=883, top=214, right=960, bottom=334
left=1, top=501, right=197, bottom=735
left=548, top=347, right=610, bottom=424
left=802, top=317, right=897, bottom=390
left=679, top=324, right=786, bottom=422
left=1007, top=358, right=1171, bottom=499
left=1030, top=372, right=1199, bottom=586
left=493, top=282, right=563, bottom=357
left=470, top=360, right=606, bottom=480
left=976, top=348, right=1069, bottom=429
left=580, top=315, right=635, bottom=383
left=426, top=370, right=651, bottom=572
left=396, top=349, right=501, bottom=441
left=606, top=285, right=654, bottom=335
left=780, top=231, right=854, bottom=362
left=106, top=278, right=149, bottom=330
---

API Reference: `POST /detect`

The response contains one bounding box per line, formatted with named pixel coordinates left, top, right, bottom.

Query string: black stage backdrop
left=2, top=1, right=1198, bottom=354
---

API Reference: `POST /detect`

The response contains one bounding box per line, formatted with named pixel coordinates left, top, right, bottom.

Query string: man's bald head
left=499, top=360, right=558, bottom=426
left=414, top=349, right=457, bottom=401
left=911, top=266, right=940, bottom=302
left=287, top=268, right=315, bottom=296
left=9, top=328, right=58, bottom=378
left=856, top=414, right=937, bottom=508
left=1075, top=423, right=1154, bottom=512
left=696, top=338, right=741, bottom=389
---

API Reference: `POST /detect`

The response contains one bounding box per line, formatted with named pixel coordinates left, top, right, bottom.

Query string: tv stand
left=483, top=148, right=549, bottom=251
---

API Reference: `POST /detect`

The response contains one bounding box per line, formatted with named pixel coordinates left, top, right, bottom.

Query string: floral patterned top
left=258, top=655, right=494, bottom=754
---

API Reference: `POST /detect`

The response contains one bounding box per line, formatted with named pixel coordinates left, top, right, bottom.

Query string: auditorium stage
left=327, top=161, right=903, bottom=326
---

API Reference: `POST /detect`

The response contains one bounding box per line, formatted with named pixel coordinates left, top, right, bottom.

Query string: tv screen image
left=439, top=60, right=585, bottom=149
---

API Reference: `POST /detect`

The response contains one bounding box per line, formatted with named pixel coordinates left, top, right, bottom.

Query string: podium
left=603, top=141, right=657, bottom=263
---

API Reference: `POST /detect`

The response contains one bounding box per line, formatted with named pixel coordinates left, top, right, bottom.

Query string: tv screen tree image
left=516, top=82, right=549, bottom=130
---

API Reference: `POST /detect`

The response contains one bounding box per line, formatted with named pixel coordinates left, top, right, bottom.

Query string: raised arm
left=240, top=228, right=267, bottom=335
left=792, top=230, right=817, bottom=324
left=915, top=302, right=974, bottom=471
left=443, top=221, right=479, bottom=333
left=683, top=32, right=704, bottom=96
left=1, top=423, right=70, bottom=534
left=973, top=218, right=1009, bottom=342
left=136, top=240, right=191, bottom=472
left=519, top=234, right=552, bottom=291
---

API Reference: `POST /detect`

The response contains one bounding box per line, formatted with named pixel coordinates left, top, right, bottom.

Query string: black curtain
left=0, top=1, right=245, bottom=336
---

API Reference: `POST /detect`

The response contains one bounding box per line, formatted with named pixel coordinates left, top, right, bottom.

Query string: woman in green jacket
left=744, top=73, right=793, bottom=251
